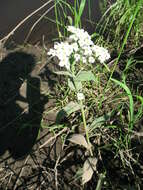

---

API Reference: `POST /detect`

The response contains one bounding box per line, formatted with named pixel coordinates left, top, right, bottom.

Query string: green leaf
left=63, top=101, right=81, bottom=115
left=67, top=16, right=73, bottom=25
left=54, top=71, right=73, bottom=77
left=74, top=80, right=82, bottom=91
left=89, top=110, right=115, bottom=132
left=134, top=95, right=143, bottom=122
left=111, top=78, right=134, bottom=130
left=75, top=0, right=86, bottom=27
left=68, top=78, right=82, bottom=91
left=95, top=173, right=105, bottom=190
left=42, top=124, right=64, bottom=131
left=76, top=71, right=96, bottom=82
left=56, top=101, right=81, bottom=123
left=68, top=78, right=75, bottom=90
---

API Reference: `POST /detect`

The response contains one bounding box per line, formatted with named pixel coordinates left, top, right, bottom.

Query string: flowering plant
left=48, top=26, right=110, bottom=71
left=48, top=26, right=110, bottom=183
left=48, top=26, right=110, bottom=100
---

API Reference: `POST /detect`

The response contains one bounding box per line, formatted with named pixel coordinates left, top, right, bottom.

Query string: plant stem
left=54, top=0, right=61, bottom=38
left=95, top=173, right=105, bottom=190
left=80, top=100, right=93, bottom=156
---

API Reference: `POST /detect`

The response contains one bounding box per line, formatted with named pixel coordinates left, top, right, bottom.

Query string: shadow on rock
left=0, top=51, right=48, bottom=159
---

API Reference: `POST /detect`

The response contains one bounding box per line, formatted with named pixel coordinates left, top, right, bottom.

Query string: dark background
left=0, top=0, right=101, bottom=44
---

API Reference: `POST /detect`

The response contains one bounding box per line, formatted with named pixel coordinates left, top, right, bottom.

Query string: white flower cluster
left=47, top=26, right=110, bottom=70
left=92, top=45, right=111, bottom=63
left=48, top=42, right=72, bottom=70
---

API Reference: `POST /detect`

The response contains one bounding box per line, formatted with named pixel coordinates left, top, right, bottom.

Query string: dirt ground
left=0, top=43, right=91, bottom=190
left=0, top=43, right=62, bottom=189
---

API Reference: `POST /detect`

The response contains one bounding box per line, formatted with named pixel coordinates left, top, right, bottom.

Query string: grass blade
left=75, top=0, right=86, bottom=27
left=111, top=78, right=134, bottom=130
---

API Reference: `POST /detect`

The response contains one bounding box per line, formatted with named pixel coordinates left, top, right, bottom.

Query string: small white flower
left=74, top=53, right=80, bottom=62
left=68, top=26, right=92, bottom=46
left=83, top=46, right=92, bottom=56
left=92, top=45, right=110, bottom=63
left=65, top=62, right=70, bottom=70
left=67, top=26, right=77, bottom=33
left=47, top=49, right=56, bottom=56
left=59, top=56, right=70, bottom=70
left=69, top=34, right=78, bottom=41
left=72, top=42, right=79, bottom=52
left=88, top=56, right=95, bottom=63
left=77, top=92, right=85, bottom=101
left=59, top=60, right=65, bottom=67
left=82, top=57, right=87, bottom=63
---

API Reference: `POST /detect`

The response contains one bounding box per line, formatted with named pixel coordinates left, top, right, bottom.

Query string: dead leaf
left=82, top=157, right=97, bottom=185
left=68, top=134, right=89, bottom=149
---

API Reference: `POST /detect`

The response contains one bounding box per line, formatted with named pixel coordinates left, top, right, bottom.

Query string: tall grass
left=96, top=0, right=143, bottom=50
left=95, top=0, right=142, bottom=120
left=54, top=0, right=87, bottom=37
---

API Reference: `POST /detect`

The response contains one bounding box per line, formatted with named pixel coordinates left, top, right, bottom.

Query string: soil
left=0, top=43, right=59, bottom=189
left=0, top=42, right=143, bottom=190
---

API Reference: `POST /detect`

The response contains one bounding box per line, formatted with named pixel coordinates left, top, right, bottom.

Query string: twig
left=54, top=153, right=60, bottom=189
left=54, top=127, right=70, bottom=190
left=39, top=127, right=68, bottom=149
left=13, top=155, right=30, bottom=190
left=24, top=3, right=56, bottom=43
left=6, top=172, right=13, bottom=190
left=4, top=163, right=27, bottom=189
left=0, top=0, right=53, bottom=43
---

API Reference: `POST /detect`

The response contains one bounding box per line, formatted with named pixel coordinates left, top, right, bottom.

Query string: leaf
left=68, top=78, right=82, bottom=91
left=75, top=0, right=86, bottom=27
left=134, top=95, right=143, bottom=121
left=74, top=167, right=83, bottom=180
left=68, top=134, right=89, bottom=149
left=102, top=62, right=110, bottom=72
left=67, top=16, right=73, bottom=25
left=82, top=157, right=97, bottom=185
left=63, top=101, right=81, bottom=115
left=54, top=71, right=73, bottom=77
left=74, top=80, right=83, bottom=91
left=76, top=71, right=96, bottom=82
left=95, top=173, right=105, bottom=190
left=56, top=102, right=81, bottom=123
left=68, top=78, right=75, bottom=90
left=111, top=78, right=134, bottom=130
left=68, top=134, right=90, bottom=149
left=89, top=110, right=116, bottom=132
